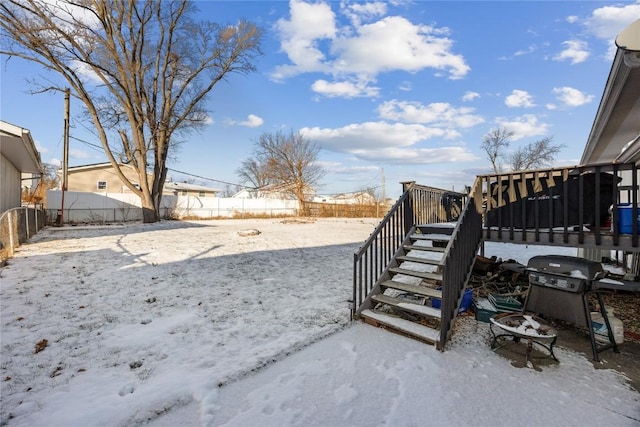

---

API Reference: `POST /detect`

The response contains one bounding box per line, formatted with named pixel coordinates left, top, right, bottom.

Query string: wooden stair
left=359, top=224, right=454, bottom=346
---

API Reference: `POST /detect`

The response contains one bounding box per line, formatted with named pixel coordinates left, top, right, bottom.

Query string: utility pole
left=60, top=88, right=70, bottom=226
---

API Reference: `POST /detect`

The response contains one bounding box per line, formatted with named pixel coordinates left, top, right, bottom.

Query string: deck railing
left=479, top=162, right=640, bottom=250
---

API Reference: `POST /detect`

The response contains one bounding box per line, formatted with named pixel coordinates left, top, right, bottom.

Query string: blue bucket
left=617, top=203, right=640, bottom=234
left=432, top=288, right=473, bottom=313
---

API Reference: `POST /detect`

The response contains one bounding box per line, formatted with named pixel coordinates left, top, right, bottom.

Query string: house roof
left=0, top=120, right=43, bottom=173
left=581, top=19, right=640, bottom=165
left=164, top=181, right=220, bottom=193
left=66, top=162, right=135, bottom=172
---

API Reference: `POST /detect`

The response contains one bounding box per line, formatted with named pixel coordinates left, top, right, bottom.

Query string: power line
left=167, top=168, right=254, bottom=189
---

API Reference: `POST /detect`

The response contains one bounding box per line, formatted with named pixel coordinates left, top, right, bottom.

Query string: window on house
left=97, top=181, right=107, bottom=190
left=182, top=190, right=187, bottom=196
left=199, top=191, right=205, bottom=197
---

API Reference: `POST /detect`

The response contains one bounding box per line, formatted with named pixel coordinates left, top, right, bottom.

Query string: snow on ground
left=0, top=218, right=638, bottom=427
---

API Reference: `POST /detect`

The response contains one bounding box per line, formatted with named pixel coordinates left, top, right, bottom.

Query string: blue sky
left=1, top=1, right=639, bottom=199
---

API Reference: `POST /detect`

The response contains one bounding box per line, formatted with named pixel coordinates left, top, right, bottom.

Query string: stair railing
left=351, top=182, right=467, bottom=320
left=351, top=184, right=413, bottom=320
left=439, top=178, right=484, bottom=348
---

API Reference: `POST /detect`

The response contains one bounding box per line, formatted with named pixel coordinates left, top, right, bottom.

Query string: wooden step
left=389, top=267, right=443, bottom=282
left=416, top=224, right=455, bottom=235
left=396, top=255, right=442, bottom=266
left=372, top=294, right=442, bottom=319
left=361, top=309, right=440, bottom=344
left=410, top=233, right=451, bottom=242
left=380, top=280, right=442, bottom=299
left=404, top=244, right=447, bottom=253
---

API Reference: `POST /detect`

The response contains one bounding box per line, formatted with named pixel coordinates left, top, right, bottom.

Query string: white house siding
left=1, top=154, right=21, bottom=213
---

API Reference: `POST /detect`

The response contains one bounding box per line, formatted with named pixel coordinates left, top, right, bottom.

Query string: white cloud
left=377, top=100, right=484, bottom=129
left=230, top=114, right=264, bottom=128
left=584, top=3, right=640, bottom=41
left=340, top=1, right=387, bottom=26
left=495, top=114, right=550, bottom=140
left=398, top=81, right=412, bottom=92
left=203, top=116, right=214, bottom=125
left=331, top=16, right=469, bottom=78
left=554, top=40, right=590, bottom=64
left=462, top=91, right=480, bottom=102
left=352, top=146, right=479, bottom=164
left=303, top=121, right=443, bottom=151
left=311, top=79, right=379, bottom=98
left=49, top=158, right=62, bottom=168
left=505, top=90, right=535, bottom=108
left=34, top=140, right=49, bottom=154
left=272, top=0, right=337, bottom=80
left=272, top=1, right=470, bottom=96
left=301, top=121, right=478, bottom=164
left=243, top=114, right=264, bottom=128
left=317, top=161, right=380, bottom=174
left=514, top=45, right=538, bottom=57
left=70, top=59, right=105, bottom=85
left=566, top=15, right=579, bottom=24
left=70, top=149, right=92, bottom=159
left=552, top=87, right=594, bottom=107
left=546, top=103, right=558, bottom=110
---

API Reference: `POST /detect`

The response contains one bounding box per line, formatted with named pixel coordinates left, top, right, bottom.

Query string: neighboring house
left=62, top=162, right=218, bottom=196
left=62, top=162, right=144, bottom=193
left=163, top=181, right=219, bottom=197
left=233, top=183, right=315, bottom=200
left=313, top=191, right=377, bottom=205
left=0, top=121, right=43, bottom=213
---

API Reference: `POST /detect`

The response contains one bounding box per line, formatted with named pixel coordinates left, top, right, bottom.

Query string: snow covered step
left=372, top=294, right=442, bottom=320
left=410, top=233, right=451, bottom=243
left=403, top=244, right=447, bottom=253
left=388, top=267, right=443, bottom=282
left=361, top=309, right=440, bottom=344
left=380, top=280, right=442, bottom=299
left=396, top=255, right=443, bottom=266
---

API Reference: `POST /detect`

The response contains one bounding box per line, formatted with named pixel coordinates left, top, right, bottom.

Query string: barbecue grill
left=524, top=255, right=618, bottom=361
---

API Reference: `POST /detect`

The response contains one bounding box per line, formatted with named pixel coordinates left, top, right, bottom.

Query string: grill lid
left=526, top=255, right=604, bottom=280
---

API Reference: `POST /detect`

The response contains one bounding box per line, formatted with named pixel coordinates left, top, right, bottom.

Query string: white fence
left=46, top=190, right=299, bottom=223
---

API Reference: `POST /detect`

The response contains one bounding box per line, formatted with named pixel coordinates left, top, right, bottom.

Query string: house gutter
left=580, top=18, right=640, bottom=165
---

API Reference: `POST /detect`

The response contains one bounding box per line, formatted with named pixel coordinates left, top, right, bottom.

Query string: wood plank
left=380, top=280, right=442, bottom=298
left=417, top=224, right=455, bottom=236
left=410, top=234, right=451, bottom=242
left=404, top=244, right=447, bottom=253
left=372, top=294, right=442, bottom=319
left=483, top=229, right=640, bottom=252
left=389, top=267, right=443, bottom=282
left=360, top=309, right=440, bottom=344
left=396, top=255, right=442, bottom=266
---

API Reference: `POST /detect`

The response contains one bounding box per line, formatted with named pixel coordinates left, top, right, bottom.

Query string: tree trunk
left=142, top=206, right=159, bottom=223
left=141, top=192, right=160, bottom=223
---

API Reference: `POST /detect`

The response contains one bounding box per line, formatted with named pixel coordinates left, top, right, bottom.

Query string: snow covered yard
left=0, top=218, right=378, bottom=426
left=1, top=218, right=639, bottom=426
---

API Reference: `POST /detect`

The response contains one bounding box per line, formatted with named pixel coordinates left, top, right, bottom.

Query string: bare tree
left=246, top=130, right=325, bottom=213
left=507, top=136, right=563, bottom=171
left=236, top=158, right=271, bottom=188
left=481, top=127, right=514, bottom=174
left=0, top=0, right=263, bottom=222
left=23, top=163, right=59, bottom=205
